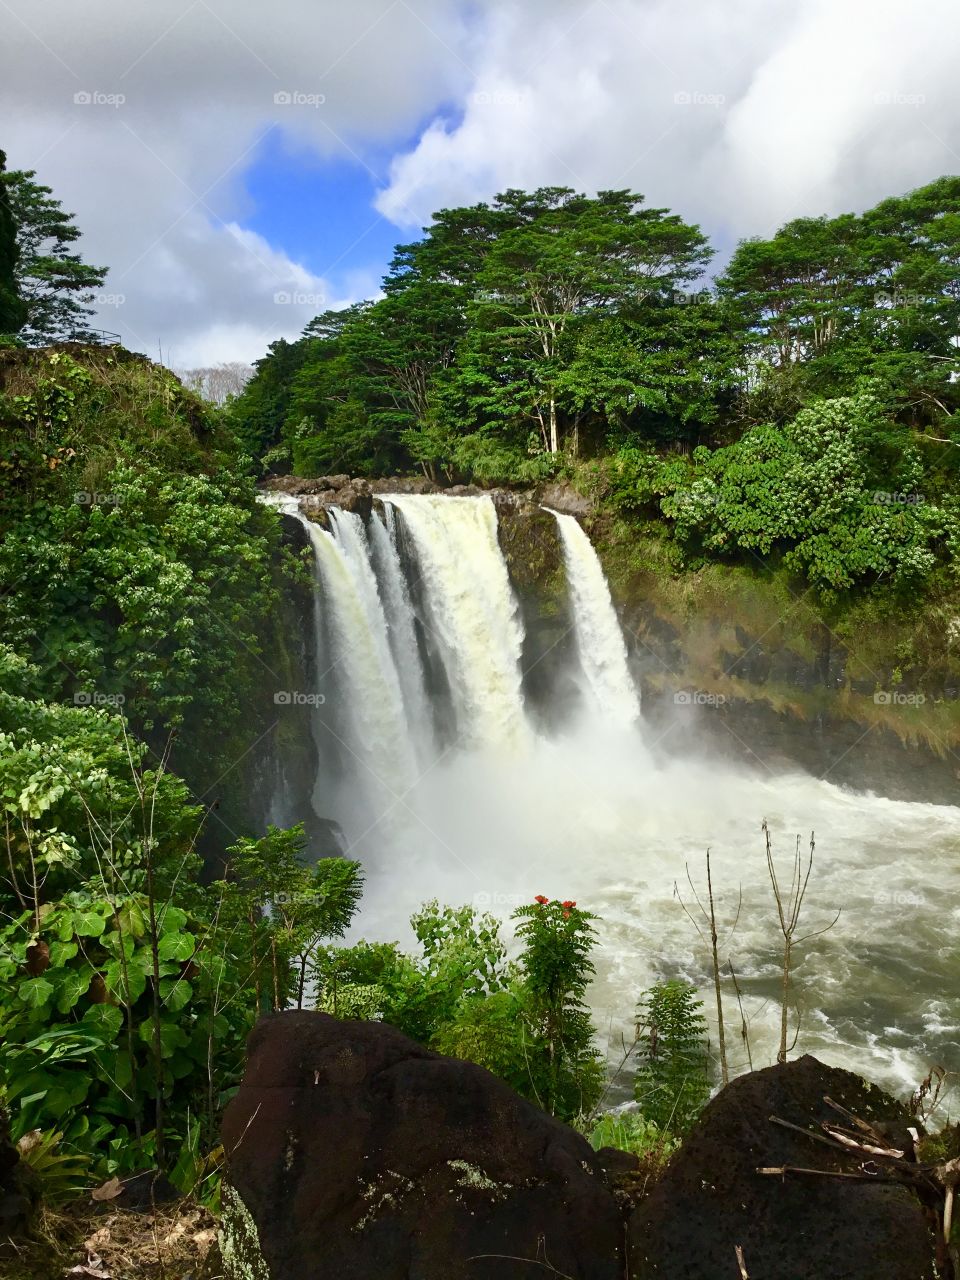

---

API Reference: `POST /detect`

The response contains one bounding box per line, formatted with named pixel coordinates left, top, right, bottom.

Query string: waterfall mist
left=270, top=492, right=960, bottom=1096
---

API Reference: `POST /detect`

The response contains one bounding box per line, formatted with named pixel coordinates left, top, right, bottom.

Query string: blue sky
left=241, top=128, right=435, bottom=302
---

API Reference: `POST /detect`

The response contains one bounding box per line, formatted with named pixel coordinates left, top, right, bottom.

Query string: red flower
left=534, top=894, right=549, bottom=905
left=561, top=900, right=576, bottom=909
left=562, top=910, right=571, bottom=919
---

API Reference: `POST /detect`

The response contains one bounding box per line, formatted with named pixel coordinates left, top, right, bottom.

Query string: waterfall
left=303, top=513, right=416, bottom=799
left=382, top=494, right=530, bottom=750
left=367, top=505, right=435, bottom=759
left=544, top=507, right=641, bottom=726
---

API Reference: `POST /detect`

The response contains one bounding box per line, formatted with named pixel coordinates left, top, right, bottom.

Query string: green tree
left=720, top=177, right=960, bottom=429
left=512, top=895, right=604, bottom=1117
left=0, top=167, right=108, bottom=344
left=462, top=188, right=712, bottom=456
left=224, top=824, right=363, bottom=1011
left=0, top=149, right=26, bottom=336
left=634, top=981, right=710, bottom=1134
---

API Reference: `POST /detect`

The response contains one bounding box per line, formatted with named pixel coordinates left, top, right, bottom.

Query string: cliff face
left=591, top=516, right=960, bottom=803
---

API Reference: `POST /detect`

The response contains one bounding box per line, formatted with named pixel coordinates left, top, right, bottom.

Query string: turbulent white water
left=274, top=491, right=960, bottom=1099
left=545, top=506, right=641, bottom=725
left=382, top=494, right=530, bottom=751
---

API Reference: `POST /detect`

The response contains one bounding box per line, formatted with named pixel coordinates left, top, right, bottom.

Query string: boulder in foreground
left=628, top=1053, right=935, bottom=1280
left=220, top=1010, right=624, bottom=1280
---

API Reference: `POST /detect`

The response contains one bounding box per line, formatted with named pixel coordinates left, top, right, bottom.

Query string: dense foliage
left=0, top=347, right=284, bottom=794
left=230, top=187, right=721, bottom=481
left=0, top=660, right=367, bottom=1184
left=634, top=981, right=710, bottom=1133
left=314, top=895, right=605, bottom=1121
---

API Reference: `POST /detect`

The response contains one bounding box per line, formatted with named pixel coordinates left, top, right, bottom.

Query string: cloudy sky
left=2, top=0, right=958, bottom=366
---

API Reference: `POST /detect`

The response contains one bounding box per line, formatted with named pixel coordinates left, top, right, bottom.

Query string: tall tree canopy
left=233, top=186, right=720, bottom=480
left=0, top=166, right=108, bottom=344
left=228, top=174, right=960, bottom=494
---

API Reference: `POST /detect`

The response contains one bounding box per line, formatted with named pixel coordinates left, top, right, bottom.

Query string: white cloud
left=3, top=0, right=959, bottom=363
left=377, top=0, right=960, bottom=244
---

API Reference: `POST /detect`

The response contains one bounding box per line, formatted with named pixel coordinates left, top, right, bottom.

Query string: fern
left=634, top=981, right=711, bottom=1134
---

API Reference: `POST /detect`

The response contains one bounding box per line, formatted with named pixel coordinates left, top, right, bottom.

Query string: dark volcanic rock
left=537, top=480, right=595, bottom=517
left=221, top=1011, right=624, bottom=1280
left=628, top=1054, right=935, bottom=1280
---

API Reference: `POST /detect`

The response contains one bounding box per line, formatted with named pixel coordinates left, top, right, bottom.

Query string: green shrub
left=634, top=981, right=711, bottom=1134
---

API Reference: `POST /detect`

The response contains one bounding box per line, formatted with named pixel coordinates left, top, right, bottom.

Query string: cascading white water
left=545, top=507, right=641, bottom=725
left=268, top=489, right=960, bottom=1096
left=305, top=512, right=416, bottom=800
left=366, top=507, right=435, bottom=760
left=382, top=494, right=530, bottom=750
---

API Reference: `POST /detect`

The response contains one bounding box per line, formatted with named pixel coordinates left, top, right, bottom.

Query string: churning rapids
left=265, top=492, right=960, bottom=1095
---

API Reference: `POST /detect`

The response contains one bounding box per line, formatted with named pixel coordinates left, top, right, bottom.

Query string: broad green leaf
left=159, top=977, right=192, bottom=1013
left=19, top=976, right=55, bottom=1009
left=157, top=931, right=195, bottom=963
left=73, top=910, right=106, bottom=938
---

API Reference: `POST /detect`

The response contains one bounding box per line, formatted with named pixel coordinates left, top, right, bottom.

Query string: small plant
left=513, top=896, right=605, bottom=1119
left=634, top=981, right=710, bottom=1134
left=16, top=1128, right=91, bottom=1205
left=588, top=1111, right=679, bottom=1162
